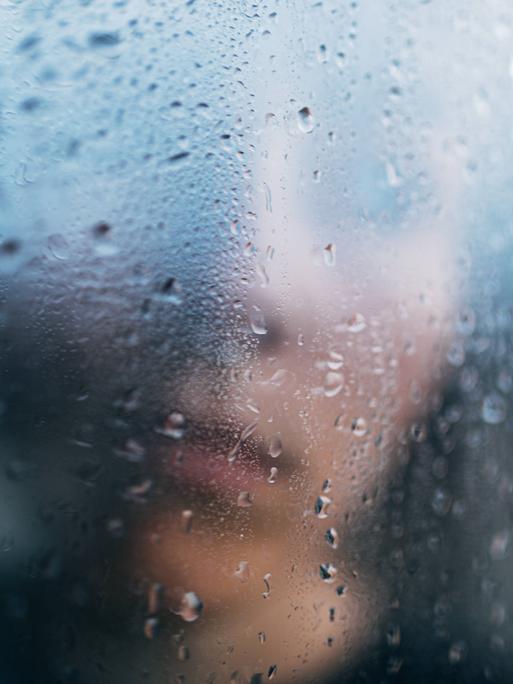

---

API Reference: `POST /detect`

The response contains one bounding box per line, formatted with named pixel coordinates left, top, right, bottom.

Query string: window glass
left=2, top=1, right=513, bottom=682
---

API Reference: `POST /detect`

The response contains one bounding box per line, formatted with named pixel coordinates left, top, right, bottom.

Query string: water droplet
left=148, top=583, right=164, bottom=615
left=322, top=479, right=332, bottom=493
left=235, top=560, right=250, bottom=582
left=267, top=664, right=278, bottom=679
left=160, top=277, right=183, bottom=305
left=351, top=417, right=367, bottom=437
left=336, top=585, right=346, bottom=596
left=172, top=591, right=203, bottom=623
left=144, top=617, right=159, bottom=639
left=317, top=43, right=328, bottom=63
left=297, top=333, right=305, bottom=346
left=47, top=233, right=70, bottom=260
left=327, top=351, right=344, bottom=370
left=88, top=31, right=121, bottom=48
left=386, top=624, right=401, bottom=647
left=114, top=438, right=146, bottom=463
left=448, top=641, right=467, bottom=665
left=177, top=644, right=189, bottom=661
left=335, top=52, right=346, bottom=69
left=315, top=495, right=332, bottom=519
left=258, top=631, right=266, bottom=644
left=346, top=313, right=366, bottom=333
left=490, top=529, right=509, bottom=560
left=323, top=243, right=336, bottom=267
left=237, top=491, right=253, bottom=508
left=267, top=467, right=278, bottom=484
left=262, top=572, right=272, bottom=598
left=156, top=412, right=185, bottom=439
left=325, top=527, right=339, bottom=549
left=324, top=372, right=344, bottom=398
left=297, top=106, right=314, bottom=134
left=482, top=393, right=506, bottom=425
left=268, top=434, right=282, bottom=458
left=249, top=306, right=267, bottom=335
left=181, top=510, right=193, bottom=534
left=320, top=563, right=337, bottom=583
left=256, top=263, right=270, bottom=288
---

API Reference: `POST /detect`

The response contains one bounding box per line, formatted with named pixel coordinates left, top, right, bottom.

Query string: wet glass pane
left=2, top=1, right=513, bottom=682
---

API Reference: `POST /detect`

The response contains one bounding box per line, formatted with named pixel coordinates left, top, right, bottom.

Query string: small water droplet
left=237, top=491, right=253, bottom=508
left=323, top=243, right=336, bottom=267
left=267, top=466, right=278, bottom=484
left=346, top=313, right=366, bottom=333
left=177, top=644, right=189, bottom=661
left=267, top=664, right=278, bottom=679
left=262, top=572, right=272, bottom=598
left=297, top=106, right=314, bottom=134
left=335, top=52, right=346, bottom=69
left=351, top=417, right=367, bottom=437
left=448, top=641, right=467, bottom=665
left=325, top=527, right=339, bottom=549
left=249, top=306, right=267, bottom=335
left=268, top=434, right=282, bottom=458
left=144, top=617, right=159, bottom=639
left=156, top=412, right=186, bottom=439
left=320, top=563, right=337, bottom=583
left=181, top=510, right=193, bottom=534
left=315, top=495, right=332, bottom=519
left=172, top=591, right=203, bottom=623
left=258, top=631, right=266, bottom=644
left=490, top=529, right=509, bottom=560
left=256, top=263, right=270, bottom=287
left=235, top=560, right=250, bottom=582
left=322, top=479, right=332, bottom=493
left=482, top=393, right=506, bottom=425
left=148, top=583, right=164, bottom=615
left=47, top=233, right=70, bottom=260
left=317, top=43, right=328, bottom=63
left=324, top=372, right=344, bottom=398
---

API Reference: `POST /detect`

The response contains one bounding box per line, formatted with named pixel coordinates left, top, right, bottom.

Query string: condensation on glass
left=1, top=1, right=513, bottom=682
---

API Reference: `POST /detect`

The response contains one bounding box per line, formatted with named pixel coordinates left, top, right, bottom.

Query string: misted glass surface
left=2, top=1, right=513, bottom=682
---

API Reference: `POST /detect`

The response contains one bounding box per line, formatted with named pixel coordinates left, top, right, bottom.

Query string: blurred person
left=1, top=2, right=512, bottom=684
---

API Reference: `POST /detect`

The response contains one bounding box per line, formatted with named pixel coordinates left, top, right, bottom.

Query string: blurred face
left=127, top=126, right=458, bottom=682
